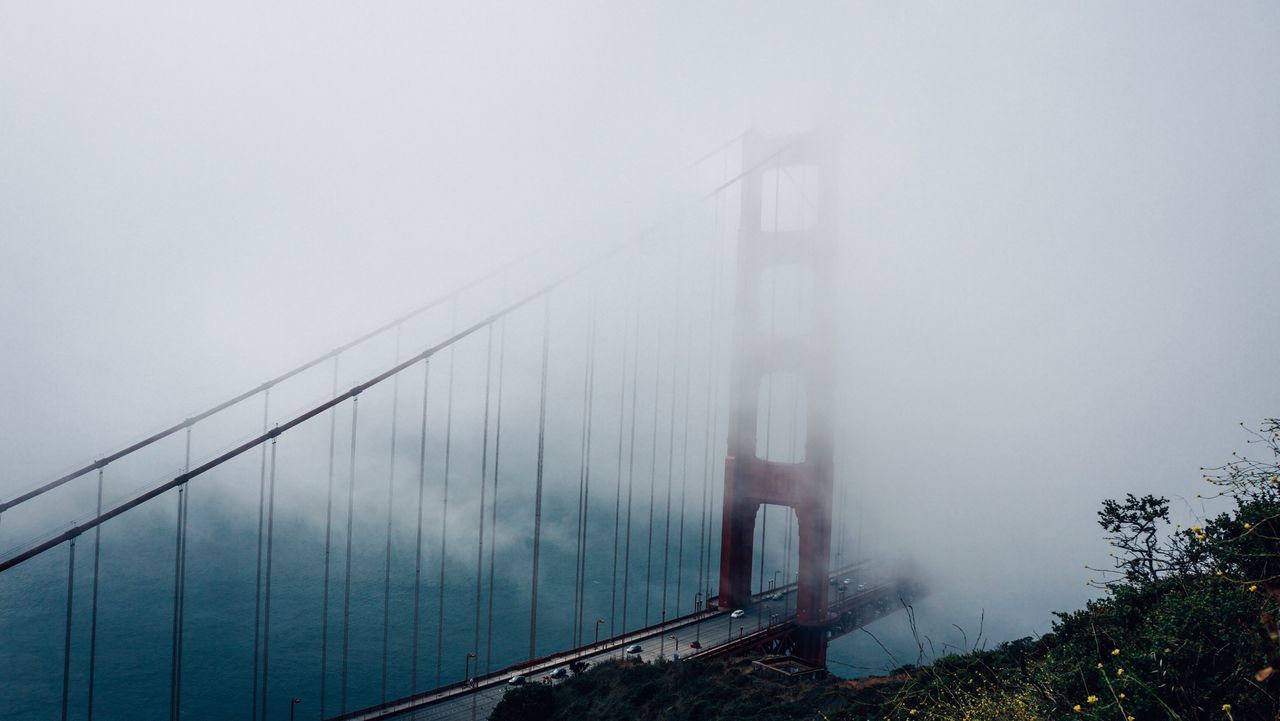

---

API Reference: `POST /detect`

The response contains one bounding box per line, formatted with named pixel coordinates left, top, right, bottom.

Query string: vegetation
left=493, top=421, right=1280, bottom=720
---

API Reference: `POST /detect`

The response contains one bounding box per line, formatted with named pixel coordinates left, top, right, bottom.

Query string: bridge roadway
left=332, top=562, right=894, bottom=721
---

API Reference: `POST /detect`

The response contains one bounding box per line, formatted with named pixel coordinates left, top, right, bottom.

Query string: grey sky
left=3, top=0, right=1279, bottom=654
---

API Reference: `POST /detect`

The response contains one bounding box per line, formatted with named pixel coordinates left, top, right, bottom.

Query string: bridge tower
left=717, top=128, right=838, bottom=666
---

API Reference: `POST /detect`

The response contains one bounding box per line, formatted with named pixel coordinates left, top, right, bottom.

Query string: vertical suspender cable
left=87, top=466, right=104, bottom=721
left=643, top=315, right=664, bottom=627
left=259, top=435, right=278, bottom=721
left=169, top=491, right=183, bottom=721
left=608, top=299, right=633, bottom=639
left=472, top=325, right=495, bottom=672
left=170, top=428, right=191, bottom=721
left=319, top=356, right=339, bottom=719
left=175, top=429, right=190, bottom=719
left=673, top=296, right=694, bottom=617
left=572, top=302, right=598, bottom=646
left=435, top=304, right=459, bottom=688
left=61, top=535, right=76, bottom=721
left=381, top=328, right=402, bottom=703
left=340, top=396, right=359, bottom=713
left=619, top=301, right=641, bottom=633
left=483, top=321, right=506, bottom=673
left=410, top=359, right=431, bottom=692
left=528, top=297, right=551, bottom=659
left=660, top=297, right=680, bottom=627
left=251, top=390, right=270, bottom=721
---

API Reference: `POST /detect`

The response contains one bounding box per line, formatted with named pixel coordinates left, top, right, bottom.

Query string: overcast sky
left=3, top=0, right=1279, bottom=652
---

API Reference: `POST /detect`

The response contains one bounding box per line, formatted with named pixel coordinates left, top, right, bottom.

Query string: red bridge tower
left=717, top=128, right=838, bottom=666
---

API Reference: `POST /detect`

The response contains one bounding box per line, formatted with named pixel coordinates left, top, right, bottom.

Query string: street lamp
left=594, top=618, right=606, bottom=645
left=289, top=698, right=301, bottom=721
left=669, top=635, right=679, bottom=652
left=464, top=652, right=477, bottom=686
left=772, top=570, right=781, bottom=589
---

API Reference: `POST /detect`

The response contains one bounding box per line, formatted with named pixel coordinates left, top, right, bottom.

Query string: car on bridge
left=730, top=609, right=746, bottom=619
left=549, top=667, right=568, bottom=679
left=625, top=643, right=643, bottom=655
left=507, top=675, right=527, bottom=686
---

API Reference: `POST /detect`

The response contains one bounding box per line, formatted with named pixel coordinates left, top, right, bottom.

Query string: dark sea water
left=0, top=483, right=736, bottom=721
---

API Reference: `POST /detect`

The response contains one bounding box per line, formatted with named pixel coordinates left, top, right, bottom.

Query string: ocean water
left=0, top=477, right=736, bottom=721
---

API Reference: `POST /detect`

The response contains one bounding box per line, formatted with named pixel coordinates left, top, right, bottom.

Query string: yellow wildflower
left=1096, top=662, right=1104, bottom=669
left=1216, top=570, right=1225, bottom=576
left=1250, top=585, right=1258, bottom=592
left=1073, top=705, right=1082, bottom=713
left=1087, top=695, right=1099, bottom=704
left=1245, top=522, right=1253, bottom=530
left=1116, top=667, right=1125, bottom=676
left=909, top=711, right=918, bottom=717
left=1111, top=648, right=1121, bottom=656
left=1119, top=693, right=1126, bottom=699
left=1223, top=703, right=1233, bottom=712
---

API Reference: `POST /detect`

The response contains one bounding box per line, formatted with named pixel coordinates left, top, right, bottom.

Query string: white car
left=730, top=609, right=746, bottom=619
left=549, top=667, right=568, bottom=679
left=507, top=675, right=527, bottom=686
left=625, top=643, right=643, bottom=654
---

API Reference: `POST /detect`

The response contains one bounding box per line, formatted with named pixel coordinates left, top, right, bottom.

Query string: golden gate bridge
left=0, top=129, right=916, bottom=721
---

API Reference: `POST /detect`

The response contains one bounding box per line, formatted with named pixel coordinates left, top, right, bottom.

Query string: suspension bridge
left=0, top=129, right=917, bottom=721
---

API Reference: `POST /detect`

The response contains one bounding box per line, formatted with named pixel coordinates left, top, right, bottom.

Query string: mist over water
left=4, top=1, right=1280, bottom=718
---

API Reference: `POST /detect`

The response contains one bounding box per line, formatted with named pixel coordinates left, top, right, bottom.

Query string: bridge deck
left=333, top=563, right=898, bottom=721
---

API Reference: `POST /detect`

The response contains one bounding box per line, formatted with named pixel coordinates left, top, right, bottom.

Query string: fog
left=3, top=0, right=1280, bottom=681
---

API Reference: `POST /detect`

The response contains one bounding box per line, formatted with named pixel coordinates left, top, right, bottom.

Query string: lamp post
left=594, top=618, right=606, bottom=646
left=669, top=635, right=678, bottom=652
left=694, top=592, right=704, bottom=641
left=289, top=698, right=301, bottom=721
left=464, top=652, right=477, bottom=686
left=772, top=570, right=781, bottom=590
